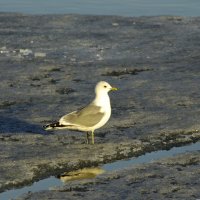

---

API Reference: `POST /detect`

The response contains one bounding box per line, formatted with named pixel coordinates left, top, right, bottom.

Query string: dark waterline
left=0, top=0, right=200, bottom=16
left=0, top=142, right=200, bottom=200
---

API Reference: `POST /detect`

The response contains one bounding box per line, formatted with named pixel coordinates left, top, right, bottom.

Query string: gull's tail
left=43, top=122, right=67, bottom=130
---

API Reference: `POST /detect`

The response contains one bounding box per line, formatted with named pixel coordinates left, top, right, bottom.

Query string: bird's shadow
left=0, top=115, right=46, bottom=134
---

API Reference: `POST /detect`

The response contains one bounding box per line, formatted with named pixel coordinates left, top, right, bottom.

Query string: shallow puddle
left=103, top=141, right=200, bottom=171
left=1, top=142, right=200, bottom=200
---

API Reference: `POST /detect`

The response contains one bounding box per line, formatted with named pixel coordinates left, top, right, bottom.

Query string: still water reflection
left=0, top=142, right=200, bottom=200
left=58, top=167, right=105, bottom=182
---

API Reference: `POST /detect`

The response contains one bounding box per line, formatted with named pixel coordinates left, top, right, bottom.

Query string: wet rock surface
left=17, top=151, right=200, bottom=200
left=0, top=13, right=200, bottom=198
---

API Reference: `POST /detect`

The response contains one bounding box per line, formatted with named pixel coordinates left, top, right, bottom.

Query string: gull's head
left=95, top=81, right=118, bottom=95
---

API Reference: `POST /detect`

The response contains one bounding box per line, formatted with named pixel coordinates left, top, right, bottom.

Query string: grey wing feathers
left=59, top=103, right=105, bottom=127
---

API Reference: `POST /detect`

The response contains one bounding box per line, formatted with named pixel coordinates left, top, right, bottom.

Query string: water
left=0, top=0, right=200, bottom=16
left=0, top=142, right=200, bottom=200
left=0, top=177, right=63, bottom=200
left=103, top=141, right=200, bottom=171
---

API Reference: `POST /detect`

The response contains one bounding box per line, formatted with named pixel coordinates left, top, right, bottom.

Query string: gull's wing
left=59, top=103, right=105, bottom=127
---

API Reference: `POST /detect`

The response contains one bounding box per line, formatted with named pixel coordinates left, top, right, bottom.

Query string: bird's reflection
left=58, top=167, right=105, bottom=182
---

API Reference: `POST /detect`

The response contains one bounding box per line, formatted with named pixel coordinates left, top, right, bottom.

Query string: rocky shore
left=0, top=13, right=199, bottom=199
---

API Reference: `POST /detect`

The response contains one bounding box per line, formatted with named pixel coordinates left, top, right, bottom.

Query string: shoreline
left=0, top=13, right=200, bottom=199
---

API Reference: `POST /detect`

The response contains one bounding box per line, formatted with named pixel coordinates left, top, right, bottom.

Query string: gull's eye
left=104, top=85, right=107, bottom=88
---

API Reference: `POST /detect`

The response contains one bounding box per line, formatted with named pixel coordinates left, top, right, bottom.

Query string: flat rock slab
left=0, top=13, right=200, bottom=197
left=17, top=151, right=200, bottom=200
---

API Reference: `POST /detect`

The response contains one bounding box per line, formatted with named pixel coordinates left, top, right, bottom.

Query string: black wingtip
left=43, top=122, right=58, bottom=130
left=43, top=124, right=49, bottom=129
left=43, top=122, right=67, bottom=130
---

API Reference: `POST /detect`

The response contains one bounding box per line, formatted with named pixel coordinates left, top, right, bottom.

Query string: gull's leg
left=86, top=132, right=90, bottom=144
left=91, top=130, right=95, bottom=145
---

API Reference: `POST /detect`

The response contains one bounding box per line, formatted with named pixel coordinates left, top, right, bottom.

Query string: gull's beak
left=110, top=87, right=118, bottom=91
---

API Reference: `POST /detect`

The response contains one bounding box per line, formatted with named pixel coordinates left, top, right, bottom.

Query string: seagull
left=44, top=81, right=117, bottom=144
